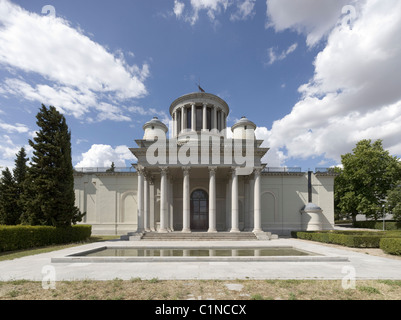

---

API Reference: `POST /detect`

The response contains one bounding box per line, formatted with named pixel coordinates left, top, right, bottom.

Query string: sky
left=0, top=0, right=401, bottom=172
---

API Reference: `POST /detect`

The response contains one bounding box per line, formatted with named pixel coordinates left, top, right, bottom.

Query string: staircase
left=139, top=232, right=260, bottom=241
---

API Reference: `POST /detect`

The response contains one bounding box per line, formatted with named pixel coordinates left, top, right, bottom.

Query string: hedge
left=354, top=220, right=401, bottom=230
left=291, top=231, right=392, bottom=248
left=0, top=225, right=92, bottom=252
left=380, top=238, right=401, bottom=255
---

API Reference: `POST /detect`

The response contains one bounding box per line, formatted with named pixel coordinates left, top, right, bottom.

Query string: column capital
left=182, top=166, right=191, bottom=175
left=159, top=166, right=169, bottom=175
left=254, top=167, right=263, bottom=176
left=208, top=166, right=217, bottom=175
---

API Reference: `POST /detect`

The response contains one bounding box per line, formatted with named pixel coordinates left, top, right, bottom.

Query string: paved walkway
left=1, top=238, right=401, bottom=281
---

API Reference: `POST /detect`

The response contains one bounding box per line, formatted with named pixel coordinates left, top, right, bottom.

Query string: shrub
left=380, top=238, right=401, bottom=255
left=0, top=225, right=92, bottom=252
left=354, top=221, right=401, bottom=230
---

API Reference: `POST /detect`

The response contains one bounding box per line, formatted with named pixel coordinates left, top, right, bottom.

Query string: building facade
left=74, top=92, right=335, bottom=236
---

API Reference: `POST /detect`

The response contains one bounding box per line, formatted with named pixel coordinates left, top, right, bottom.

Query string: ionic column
left=191, top=103, right=196, bottom=132
left=182, top=167, right=191, bottom=233
left=137, top=168, right=144, bottom=232
left=253, top=168, right=262, bottom=233
left=202, top=103, right=207, bottom=131
left=230, top=167, right=240, bottom=233
left=159, top=167, right=168, bottom=233
left=149, top=177, right=155, bottom=231
left=169, top=176, right=174, bottom=231
left=208, top=167, right=217, bottom=233
left=144, top=173, right=150, bottom=232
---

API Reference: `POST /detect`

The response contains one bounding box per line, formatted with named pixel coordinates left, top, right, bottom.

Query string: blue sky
left=1, top=0, right=401, bottom=171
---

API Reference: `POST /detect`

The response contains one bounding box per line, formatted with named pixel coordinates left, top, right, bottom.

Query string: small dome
left=231, top=116, right=256, bottom=140
left=143, top=117, right=168, bottom=140
left=231, top=116, right=256, bottom=132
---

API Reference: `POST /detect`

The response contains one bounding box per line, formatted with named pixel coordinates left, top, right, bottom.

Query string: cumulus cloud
left=266, top=0, right=361, bottom=47
left=0, top=0, right=149, bottom=122
left=75, top=144, right=137, bottom=168
left=264, top=0, right=401, bottom=166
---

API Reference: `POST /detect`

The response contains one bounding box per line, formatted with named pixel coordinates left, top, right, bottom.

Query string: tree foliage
left=21, top=105, right=84, bottom=227
left=335, top=139, right=401, bottom=224
left=0, top=168, right=19, bottom=225
left=387, top=181, right=401, bottom=222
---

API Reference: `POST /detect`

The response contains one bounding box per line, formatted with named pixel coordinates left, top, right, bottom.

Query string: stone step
left=140, top=232, right=259, bottom=241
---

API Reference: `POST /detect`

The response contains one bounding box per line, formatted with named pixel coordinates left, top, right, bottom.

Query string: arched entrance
left=190, top=189, right=208, bottom=231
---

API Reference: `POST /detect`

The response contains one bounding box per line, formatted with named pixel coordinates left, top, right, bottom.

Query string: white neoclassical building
left=74, top=91, right=335, bottom=237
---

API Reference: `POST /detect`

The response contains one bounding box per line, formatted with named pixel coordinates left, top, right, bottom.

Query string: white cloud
left=230, top=0, right=256, bottom=21
left=75, top=144, right=137, bottom=168
left=266, top=42, right=298, bottom=65
left=0, top=121, right=29, bottom=133
left=266, top=0, right=362, bottom=46
left=264, top=0, right=401, bottom=165
left=173, top=0, right=255, bottom=25
left=174, top=0, right=185, bottom=18
left=0, top=0, right=149, bottom=121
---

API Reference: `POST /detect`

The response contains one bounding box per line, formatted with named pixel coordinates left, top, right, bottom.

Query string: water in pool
left=78, top=247, right=316, bottom=257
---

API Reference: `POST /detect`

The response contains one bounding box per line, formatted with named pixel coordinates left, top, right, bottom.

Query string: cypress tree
left=0, top=168, right=19, bottom=225
left=13, top=147, right=29, bottom=221
left=21, top=105, right=84, bottom=227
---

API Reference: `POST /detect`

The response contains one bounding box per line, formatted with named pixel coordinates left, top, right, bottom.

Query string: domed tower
left=169, top=92, right=230, bottom=141
left=143, top=117, right=168, bottom=141
left=231, top=116, right=256, bottom=140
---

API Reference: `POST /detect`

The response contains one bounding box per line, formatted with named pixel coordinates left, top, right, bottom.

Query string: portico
left=130, top=91, right=268, bottom=235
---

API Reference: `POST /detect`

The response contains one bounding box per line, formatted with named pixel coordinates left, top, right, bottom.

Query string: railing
left=315, top=167, right=337, bottom=174
left=74, top=167, right=136, bottom=173
left=263, top=167, right=302, bottom=173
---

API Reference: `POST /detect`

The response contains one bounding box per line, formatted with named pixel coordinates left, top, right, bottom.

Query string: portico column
left=159, top=167, right=168, bottom=233
left=137, top=168, right=144, bottom=232
left=191, top=103, right=196, bottom=132
left=149, top=177, right=155, bottom=231
left=144, top=173, right=150, bottom=232
left=208, top=167, right=217, bottom=233
left=253, top=168, right=262, bottom=233
left=230, top=167, right=240, bottom=233
left=182, top=167, right=191, bottom=233
left=202, top=103, right=207, bottom=131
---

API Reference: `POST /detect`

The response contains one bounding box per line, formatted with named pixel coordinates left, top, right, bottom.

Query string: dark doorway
left=190, top=189, right=208, bottom=231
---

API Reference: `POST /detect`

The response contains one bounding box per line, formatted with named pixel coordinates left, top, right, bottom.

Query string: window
left=207, top=107, right=212, bottom=131
left=177, top=110, right=181, bottom=133
left=187, top=108, right=191, bottom=130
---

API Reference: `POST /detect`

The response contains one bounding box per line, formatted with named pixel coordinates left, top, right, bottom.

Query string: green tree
left=106, top=162, right=116, bottom=173
left=21, top=105, right=85, bottom=227
left=387, top=180, right=401, bottom=221
left=0, top=168, right=19, bottom=225
left=13, top=147, right=29, bottom=221
left=336, top=139, right=401, bottom=225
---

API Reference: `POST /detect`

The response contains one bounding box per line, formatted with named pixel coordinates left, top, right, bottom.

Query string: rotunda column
left=144, top=173, right=150, bottom=232
left=191, top=103, right=196, bottom=132
left=202, top=103, right=207, bottom=131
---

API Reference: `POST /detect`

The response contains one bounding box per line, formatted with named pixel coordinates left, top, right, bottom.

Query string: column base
left=230, top=228, right=240, bottom=233
left=252, top=228, right=263, bottom=233
left=158, top=229, right=168, bottom=233
left=182, top=229, right=192, bottom=233
left=207, top=229, right=217, bottom=233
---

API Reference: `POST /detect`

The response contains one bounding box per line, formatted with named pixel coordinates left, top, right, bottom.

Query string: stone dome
left=143, top=117, right=168, bottom=140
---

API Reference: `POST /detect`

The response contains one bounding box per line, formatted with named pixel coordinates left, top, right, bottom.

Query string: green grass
left=0, top=235, right=119, bottom=262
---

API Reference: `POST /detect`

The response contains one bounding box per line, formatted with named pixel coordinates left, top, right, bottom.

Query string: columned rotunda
left=74, top=91, right=336, bottom=237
